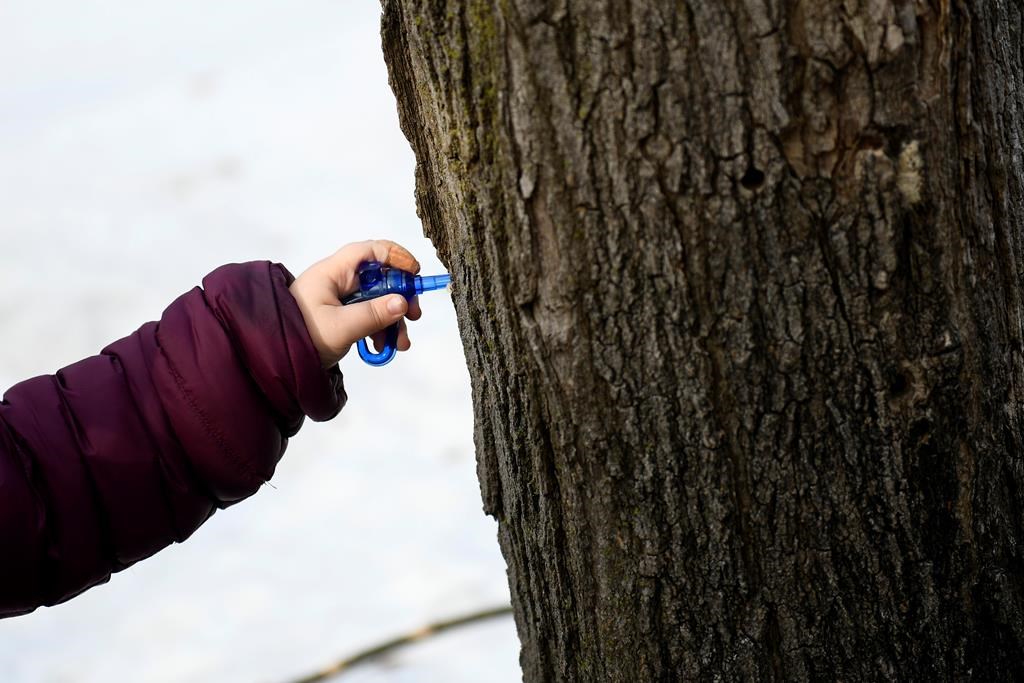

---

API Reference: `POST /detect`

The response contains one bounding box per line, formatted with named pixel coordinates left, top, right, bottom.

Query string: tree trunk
left=381, top=1, right=1024, bottom=679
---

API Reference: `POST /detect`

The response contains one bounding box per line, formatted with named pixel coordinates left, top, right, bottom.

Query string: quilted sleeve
left=0, top=261, right=345, bottom=617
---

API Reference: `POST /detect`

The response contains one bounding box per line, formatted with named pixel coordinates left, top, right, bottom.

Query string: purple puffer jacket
left=0, top=261, right=346, bottom=617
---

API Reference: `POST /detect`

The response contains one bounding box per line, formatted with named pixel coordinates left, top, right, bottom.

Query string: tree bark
left=381, top=1, right=1024, bottom=680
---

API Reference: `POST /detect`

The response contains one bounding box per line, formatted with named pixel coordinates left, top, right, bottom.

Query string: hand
left=288, top=240, right=424, bottom=368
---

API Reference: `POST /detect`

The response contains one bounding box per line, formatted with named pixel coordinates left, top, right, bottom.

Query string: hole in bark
left=740, top=167, right=765, bottom=190
left=857, top=133, right=886, bottom=151
left=888, top=370, right=909, bottom=397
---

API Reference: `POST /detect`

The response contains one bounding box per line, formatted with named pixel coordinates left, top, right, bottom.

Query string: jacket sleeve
left=0, top=261, right=345, bottom=617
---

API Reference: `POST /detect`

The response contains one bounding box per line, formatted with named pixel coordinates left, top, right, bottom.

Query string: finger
left=370, top=329, right=387, bottom=354
left=369, top=319, right=409, bottom=353
left=406, top=296, right=422, bottom=321
left=396, top=318, right=411, bottom=352
left=332, top=294, right=408, bottom=348
left=376, top=240, right=420, bottom=273
left=326, top=239, right=421, bottom=295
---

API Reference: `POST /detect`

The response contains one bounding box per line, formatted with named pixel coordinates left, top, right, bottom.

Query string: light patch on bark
left=885, top=23, right=906, bottom=53
left=898, top=140, right=924, bottom=204
left=844, top=0, right=909, bottom=64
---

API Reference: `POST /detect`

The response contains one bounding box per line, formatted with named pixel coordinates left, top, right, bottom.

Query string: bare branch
left=284, top=605, right=514, bottom=683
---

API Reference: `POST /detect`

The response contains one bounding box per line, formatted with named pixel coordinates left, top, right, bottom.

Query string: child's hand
left=288, top=240, right=424, bottom=368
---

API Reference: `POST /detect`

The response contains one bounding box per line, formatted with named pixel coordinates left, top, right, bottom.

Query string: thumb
left=334, top=294, right=408, bottom=347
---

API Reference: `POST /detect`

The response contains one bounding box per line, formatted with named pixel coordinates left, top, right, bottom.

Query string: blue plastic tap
left=341, top=261, right=451, bottom=366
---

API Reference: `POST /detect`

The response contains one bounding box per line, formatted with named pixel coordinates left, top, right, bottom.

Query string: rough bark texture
left=381, top=1, right=1024, bottom=680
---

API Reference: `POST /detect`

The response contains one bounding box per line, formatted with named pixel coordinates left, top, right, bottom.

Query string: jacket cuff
left=269, top=262, right=347, bottom=422
left=202, top=261, right=346, bottom=430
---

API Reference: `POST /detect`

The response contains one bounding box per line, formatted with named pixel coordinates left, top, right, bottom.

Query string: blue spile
left=340, top=261, right=451, bottom=366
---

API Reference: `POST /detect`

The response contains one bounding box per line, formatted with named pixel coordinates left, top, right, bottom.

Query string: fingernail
left=387, top=296, right=406, bottom=314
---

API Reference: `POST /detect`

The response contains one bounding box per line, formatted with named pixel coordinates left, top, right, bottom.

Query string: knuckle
left=369, top=300, right=388, bottom=330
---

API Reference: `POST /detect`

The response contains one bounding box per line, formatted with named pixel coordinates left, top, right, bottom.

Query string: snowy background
left=0, top=2, right=519, bottom=681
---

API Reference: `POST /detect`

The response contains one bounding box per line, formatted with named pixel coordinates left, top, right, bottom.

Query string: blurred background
left=0, top=1, right=519, bottom=681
